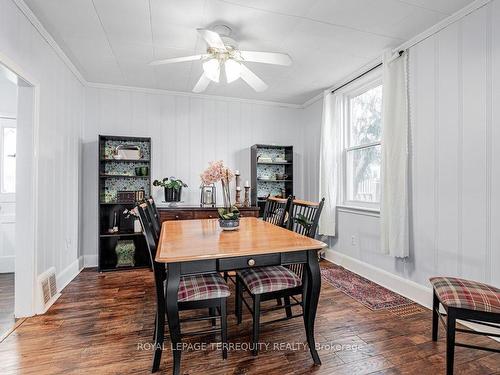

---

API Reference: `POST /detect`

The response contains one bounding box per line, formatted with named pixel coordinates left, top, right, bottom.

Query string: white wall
left=302, top=1, right=500, bottom=289
left=82, top=87, right=304, bottom=265
left=0, top=78, right=17, bottom=115
left=0, top=0, right=84, bottom=314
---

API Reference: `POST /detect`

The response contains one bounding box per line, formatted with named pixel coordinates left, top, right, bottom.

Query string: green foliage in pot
left=218, top=205, right=240, bottom=220
left=153, top=177, right=188, bottom=190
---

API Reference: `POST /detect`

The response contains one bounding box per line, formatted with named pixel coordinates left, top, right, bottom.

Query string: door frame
left=0, top=51, right=40, bottom=317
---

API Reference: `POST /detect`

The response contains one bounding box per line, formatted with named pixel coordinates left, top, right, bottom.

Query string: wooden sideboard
left=157, top=206, right=260, bottom=222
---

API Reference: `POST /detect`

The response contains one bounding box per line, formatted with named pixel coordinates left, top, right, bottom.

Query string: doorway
left=0, top=66, right=18, bottom=338
left=0, top=53, right=39, bottom=335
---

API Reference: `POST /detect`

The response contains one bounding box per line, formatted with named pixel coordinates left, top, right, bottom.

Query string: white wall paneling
left=302, top=0, right=500, bottom=290
left=0, top=0, right=84, bottom=316
left=82, top=87, right=304, bottom=265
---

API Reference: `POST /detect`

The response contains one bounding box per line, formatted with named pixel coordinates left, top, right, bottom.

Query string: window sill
left=337, top=205, right=380, bottom=217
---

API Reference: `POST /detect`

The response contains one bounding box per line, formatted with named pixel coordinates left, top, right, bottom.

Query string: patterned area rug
left=321, top=264, right=415, bottom=310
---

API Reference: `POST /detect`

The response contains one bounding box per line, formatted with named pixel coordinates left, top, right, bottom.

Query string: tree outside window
left=345, top=84, right=382, bottom=206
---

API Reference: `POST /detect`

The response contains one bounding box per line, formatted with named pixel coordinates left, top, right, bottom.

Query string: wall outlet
left=351, top=235, right=357, bottom=246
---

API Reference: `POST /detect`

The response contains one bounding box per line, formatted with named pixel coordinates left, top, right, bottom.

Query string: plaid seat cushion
left=430, top=277, right=500, bottom=313
left=178, top=273, right=230, bottom=302
left=238, top=266, right=302, bottom=295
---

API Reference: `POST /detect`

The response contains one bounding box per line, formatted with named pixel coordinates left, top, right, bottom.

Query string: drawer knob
left=247, top=258, right=255, bottom=266
left=175, top=215, right=179, bottom=220
left=208, top=215, right=213, bottom=218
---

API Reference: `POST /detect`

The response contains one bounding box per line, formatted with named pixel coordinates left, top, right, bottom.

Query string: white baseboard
left=323, top=249, right=433, bottom=308
left=0, top=255, right=15, bottom=273
left=83, top=254, right=97, bottom=268
left=56, top=257, right=83, bottom=293
left=323, top=249, right=500, bottom=342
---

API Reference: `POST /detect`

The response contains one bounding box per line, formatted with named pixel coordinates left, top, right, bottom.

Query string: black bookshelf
left=251, top=144, right=294, bottom=216
left=98, top=135, right=151, bottom=272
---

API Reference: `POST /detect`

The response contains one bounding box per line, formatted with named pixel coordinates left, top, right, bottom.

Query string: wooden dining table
left=153, top=217, right=327, bottom=374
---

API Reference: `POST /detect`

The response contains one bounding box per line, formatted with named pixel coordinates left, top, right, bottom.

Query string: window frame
left=340, top=73, right=383, bottom=210
left=0, top=121, right=16, bottom=195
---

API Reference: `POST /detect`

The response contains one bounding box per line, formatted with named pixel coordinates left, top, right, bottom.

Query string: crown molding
left=301, top=0, right=492, bottom=109
left=12, top=0, right=86, bottom=85
left=394, top=0, right=492, bottom=53
left=12, top=0, right=493, bottom=110
left=86, top=81, right=303, bottom=108
left=12, top=0, right=304, bottom=108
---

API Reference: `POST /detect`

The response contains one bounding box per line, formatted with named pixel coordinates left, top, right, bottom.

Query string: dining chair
left=144, top=198, right=161, bottom=239
left=262, top=196, right=292, bottom=227
left=430, top=277, right=500, bottom=375
left=235, top=198, right=325, bottom=355
left=136, top=204, right=231, bottom=365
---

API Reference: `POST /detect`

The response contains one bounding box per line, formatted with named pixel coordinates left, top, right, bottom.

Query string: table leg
left=303, top=249, right=321, bottom=365
left=166, top=263, right=182, bottom=375
left=152, top=268, right=166, bottom=372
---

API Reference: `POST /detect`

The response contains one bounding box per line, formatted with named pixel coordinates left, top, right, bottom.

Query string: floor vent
left=38, top=267, right=60, bottom=313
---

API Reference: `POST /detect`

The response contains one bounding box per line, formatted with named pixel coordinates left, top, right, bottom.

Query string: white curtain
left=380, top=50, right=410, bottom=257
left=318, top=90, right=342, bottom=236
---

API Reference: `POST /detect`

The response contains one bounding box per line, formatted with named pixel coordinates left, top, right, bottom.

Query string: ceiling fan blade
left=197, top=28, right=226, bottom=50
left=149, top=54, right=207, bottom=66
left=239, top=51, right=292, bottom=66
left=192, top=73, right=211, bottom=93
left=239, top=64, right=268, bottom=92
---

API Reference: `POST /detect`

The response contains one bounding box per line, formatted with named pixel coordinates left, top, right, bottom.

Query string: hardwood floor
left=0, top=262, right=498, bottom=374
left=0, top=273, right=15, bottom=339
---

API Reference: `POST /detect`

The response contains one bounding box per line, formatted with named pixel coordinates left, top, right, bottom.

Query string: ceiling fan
left=149, top=25, right=292, bottom=93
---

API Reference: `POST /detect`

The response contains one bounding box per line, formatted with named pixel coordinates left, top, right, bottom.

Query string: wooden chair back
left=286, top=198, right=325, bottom=278
left=137, top=203, right=166, bottom=288
left=144, top=198, right=161, bottom=239
left=287, top=198, right=325, bottom=238
left=262, top=196, right=292, bottom=227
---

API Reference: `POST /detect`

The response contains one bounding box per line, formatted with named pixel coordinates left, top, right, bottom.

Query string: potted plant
left=153, top=177, right=188, bottom=203
left=200, top=161, right=240, bottom=230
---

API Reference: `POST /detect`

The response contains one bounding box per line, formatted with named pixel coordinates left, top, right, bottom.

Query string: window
left=1, top=126, right=16, bottom=193
left=343, top=81, right=382, bottom=208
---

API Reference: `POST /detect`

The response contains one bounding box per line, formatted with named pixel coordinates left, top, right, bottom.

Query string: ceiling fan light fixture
left=202, top=59, right=220, bottom=83
left=225, top=59, right=241, bottom=83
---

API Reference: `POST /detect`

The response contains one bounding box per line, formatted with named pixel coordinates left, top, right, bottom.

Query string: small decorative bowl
left=219, top=219, right=240, bottom=231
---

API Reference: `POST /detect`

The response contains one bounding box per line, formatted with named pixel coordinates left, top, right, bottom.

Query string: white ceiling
left=24, top=0, right=474, bottom=105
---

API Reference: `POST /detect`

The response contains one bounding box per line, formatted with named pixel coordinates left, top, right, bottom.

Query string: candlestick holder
left=235, top=187, right=242, bottom=207
left=234, top=170, right=241, bottom=207
left=243, top=186, right=250, bottom=207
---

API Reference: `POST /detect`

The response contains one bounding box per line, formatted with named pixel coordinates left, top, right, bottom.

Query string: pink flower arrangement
left=200, top=160, right=236, bottom=212
left=200, top=160, right=234, bottom=185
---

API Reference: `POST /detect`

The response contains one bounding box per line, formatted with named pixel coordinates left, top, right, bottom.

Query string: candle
left=236, top=186, right=241, bottom=191
left=244, top=180, right=250, bottom=187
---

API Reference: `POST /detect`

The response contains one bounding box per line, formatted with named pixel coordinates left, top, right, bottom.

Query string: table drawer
left=159, top=211, right=194, bottom=221
left=217, top=253, right=281, bottom=271
left=193, top=210, right=218, bottom=219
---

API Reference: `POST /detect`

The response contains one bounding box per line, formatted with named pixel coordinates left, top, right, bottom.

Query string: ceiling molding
left=86, top=81, right=303, bottom=109
left=13, top=0, right=491, bottom=110
left=13, top=0, right=303, bottom=108
left=304, top=0, right=491, bottom=109
left=12, top=0, right=86, bottom=85
left=395, top=0, right=492, bottom=52
left=301, top=92, right=324, bottom=108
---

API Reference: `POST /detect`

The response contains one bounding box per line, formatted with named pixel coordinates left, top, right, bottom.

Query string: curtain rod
left=331, top=51, right=403, bottom=94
